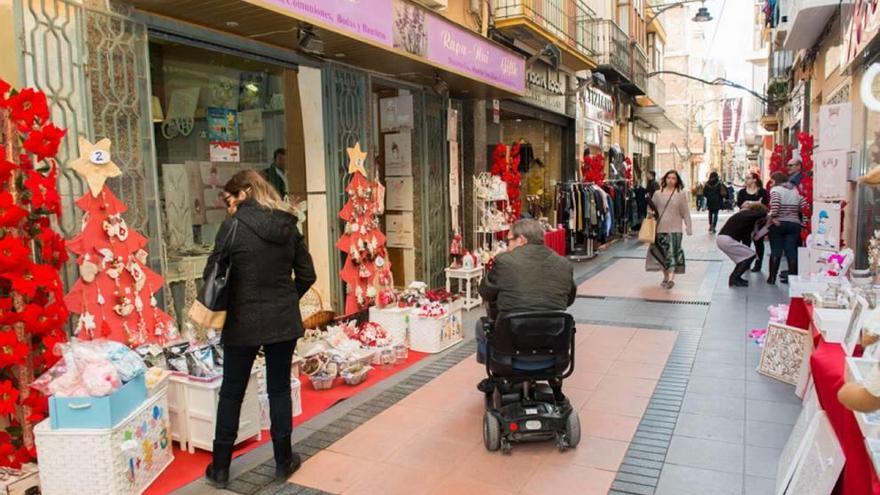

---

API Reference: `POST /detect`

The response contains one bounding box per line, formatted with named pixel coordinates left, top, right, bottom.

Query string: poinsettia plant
left=796, top=132, right=815, bottom=244
left=0, top=79, right=69, bottom=466
left=490, top=143, right=522, bottom=224
left=581, top=153, right=606, bottom=185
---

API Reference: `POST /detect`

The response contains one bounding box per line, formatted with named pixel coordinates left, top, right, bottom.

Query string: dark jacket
left=261, top=166, right=287, bottom=198
left=479, top=244, right=577, bottom=319
left=719, top=209, right=767, bottom=244
left=704, top=179, right=724, bottom=211
left=204, top=200, right=316, bottom=346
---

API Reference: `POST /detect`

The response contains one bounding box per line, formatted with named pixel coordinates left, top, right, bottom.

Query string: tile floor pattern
left=184, top=213, right=798, bottom=495
left=289, top=325, right=678, bottom=495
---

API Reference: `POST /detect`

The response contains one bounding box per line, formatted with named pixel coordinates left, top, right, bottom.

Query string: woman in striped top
left=767, top=171, right=807, bottom=284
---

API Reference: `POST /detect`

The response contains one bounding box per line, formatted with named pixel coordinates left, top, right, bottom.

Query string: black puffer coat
left=704, top=179, right=725, bottom=211
left=204, top=199, right=316, bottom=346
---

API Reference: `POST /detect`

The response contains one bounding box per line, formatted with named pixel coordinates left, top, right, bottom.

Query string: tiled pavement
left=183, top=212, right=797, bottom=495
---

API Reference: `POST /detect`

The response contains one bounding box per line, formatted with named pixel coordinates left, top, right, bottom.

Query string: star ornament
left=347, top=141, right=368, bottom=176
left=69, top=137, right=122, bottom=197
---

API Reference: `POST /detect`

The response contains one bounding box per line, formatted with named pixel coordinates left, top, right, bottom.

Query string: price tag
left=90, top=150, right=111, bottom=165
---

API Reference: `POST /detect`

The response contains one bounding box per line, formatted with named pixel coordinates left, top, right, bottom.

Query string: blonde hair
left=224, top=169, right=296, bottom=214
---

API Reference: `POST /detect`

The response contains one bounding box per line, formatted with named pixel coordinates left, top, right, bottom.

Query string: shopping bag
left=638, top=217, right=657, bottom=244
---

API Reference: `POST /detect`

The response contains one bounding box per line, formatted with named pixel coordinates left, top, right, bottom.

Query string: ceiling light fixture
left=297, top=24, right=324, bottom=55
left=692, top=3, right=713, bottom=22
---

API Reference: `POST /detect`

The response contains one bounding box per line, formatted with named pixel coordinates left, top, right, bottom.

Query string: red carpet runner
left=145, top=351, right=428, bottom=494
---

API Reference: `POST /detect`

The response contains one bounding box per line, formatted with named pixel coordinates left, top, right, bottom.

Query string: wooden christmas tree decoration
left=64, top=138, right=178, bottom=346
left=337, top=142, right=393, bottom=314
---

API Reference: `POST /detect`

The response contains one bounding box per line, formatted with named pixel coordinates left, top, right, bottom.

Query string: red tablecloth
left=545, top=227, right=565, bottom=257
left=789, top=298, right=880, bottom=495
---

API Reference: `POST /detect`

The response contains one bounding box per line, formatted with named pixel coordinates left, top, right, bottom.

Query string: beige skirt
left=716, top=235, right=756, bottom=264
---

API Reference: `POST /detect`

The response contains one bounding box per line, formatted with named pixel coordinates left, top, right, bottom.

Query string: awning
left=125, top=0, right=526, bottom=98
left=633, top=106, right=682, bottom=131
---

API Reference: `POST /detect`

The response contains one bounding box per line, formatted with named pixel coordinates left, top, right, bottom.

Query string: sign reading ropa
left=257, top=0, right=525, bottom=94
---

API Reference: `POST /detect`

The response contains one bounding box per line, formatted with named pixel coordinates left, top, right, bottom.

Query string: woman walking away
left=204, top=170, right=317, bottom=488
left=647, top=171, right=693, bottom=289
left=704, top=172, right=724, bottom=233
left=717, top=203, right=769, bottom=287
left=767, top=171, right=807, bottom=285
left=736, top=173, right=769, bottom=272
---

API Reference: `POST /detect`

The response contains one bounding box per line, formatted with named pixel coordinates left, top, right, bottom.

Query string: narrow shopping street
left=174, top=213, right=795, bottom=495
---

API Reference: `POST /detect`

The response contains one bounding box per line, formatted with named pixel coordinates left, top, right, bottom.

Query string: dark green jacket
left=479, top=244, right=577, bottom=317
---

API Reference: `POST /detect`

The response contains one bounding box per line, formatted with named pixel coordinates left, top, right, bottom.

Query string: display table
left=445, top=266, right=483, bottom=310
left=793, top=300, right=880, bottom=495
left=545, top=227, right=565, bottom=256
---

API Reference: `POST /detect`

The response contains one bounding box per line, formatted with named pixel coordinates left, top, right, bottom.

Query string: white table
left=445, top=266, right=484, bottom=310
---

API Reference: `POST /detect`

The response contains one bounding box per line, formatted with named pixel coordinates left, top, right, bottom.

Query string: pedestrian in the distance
left=736, top=173, right=769, bottom=272
left=704, top=172, right=724, bottom=234
left=717, top=203, right=769, bottom=287
left=694, top=181, right=705, bottom=211
left=647, top=170, right=693, bottom=289
left=767, top=171, right=807, bottom=284
left=204, top=169, right=317, bottom=488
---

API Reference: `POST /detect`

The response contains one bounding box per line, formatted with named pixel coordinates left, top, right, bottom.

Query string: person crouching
left=716, top=203, right=769, bottom=287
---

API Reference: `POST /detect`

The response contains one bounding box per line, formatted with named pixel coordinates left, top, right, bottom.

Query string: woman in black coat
left=205, top=170, right=316, bottom=488
left=703, top=172, right=725, bottom=234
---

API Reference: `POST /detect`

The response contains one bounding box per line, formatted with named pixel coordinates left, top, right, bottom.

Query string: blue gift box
left=49, top=374, right=147, bottom=430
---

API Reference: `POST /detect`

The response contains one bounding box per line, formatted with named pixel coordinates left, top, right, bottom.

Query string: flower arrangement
left=0, top=80, right=69, bottom=466
left=343, top=321, right=391, bottom=348
left=416, top=301, right=447, bottom=318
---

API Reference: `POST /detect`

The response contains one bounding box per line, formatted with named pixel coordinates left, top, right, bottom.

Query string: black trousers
left=215, top=339, right=297, bottom=445
left=749, top=237, right=765, bottom=265
left=708, top=209, right=720, bottom=230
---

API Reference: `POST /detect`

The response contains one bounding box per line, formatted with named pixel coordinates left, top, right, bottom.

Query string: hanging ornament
left=368, top=236, right=378, bottom=255
left=127, top=259, right=146, bottom=291
left=135, top=249, right=148, bottom=265
left=366, top=286, right=377, bottom=299
left=375, top=256, right=386, bottom=268
left=76, top=312, right=97, bottom=337
left=79, top=255, right=98, bottom=283
left=150, top=294, right=158, bottom=307
left=346, top=142, right=368, bottom=176
left=68, top=137, right=123, bottom=197
left=96, top=288, right=105, bottom=305
left=114, top=289, right=134, bottom=317
left=102, top=213, right=129, bottom=241
left=358, top=265, right=371, bottom=279
left=134, top=294, right=144, bottom=313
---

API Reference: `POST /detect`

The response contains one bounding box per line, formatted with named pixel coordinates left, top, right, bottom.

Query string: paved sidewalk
left=182, top=211, right=797, bottom=495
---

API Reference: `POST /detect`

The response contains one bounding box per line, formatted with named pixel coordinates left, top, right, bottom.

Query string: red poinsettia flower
left=0, top=380, right=20, bottom=416
left=0, top=80, right=11, bottom=109
left=0, top=440, right=15, bottom=468
left=24, top=169, right=61, bottom=214
left=0, top=192, right=27, bottom=229
left=6, top=263, right=59, bottom=299
left=22, top=124, right=65, bottom=161
left=37, top=229, right=68, bottom=268
left=13, top=446, right=32, bottom=467
left=22, top=393, right=48, bottom=424
left=0, top=237, right=30, bottom=275
left=0, top=156, right=16, bottom=183
left=9, top=88, right=50, bottom=132
left=0, top=331, right=27, bottom=369
left=0, top=299, right=13, bottom=326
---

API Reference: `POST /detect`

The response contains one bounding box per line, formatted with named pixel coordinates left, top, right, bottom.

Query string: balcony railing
left=632, top=44, right=649, bottom=94
left=769, top=48, right=793, bottom=80
left=646, top=75, right=666, bottom=107
left=495, top=0, right=597, bottom=59
left=592, top=19, right=631, bottom=79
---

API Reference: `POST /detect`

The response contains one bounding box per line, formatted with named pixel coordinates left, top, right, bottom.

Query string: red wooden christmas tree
left=337, top=142, right=393, bottom=314
left=0, top=80, right=69, bottom=464
left=63, top=137, right=177, bottom=346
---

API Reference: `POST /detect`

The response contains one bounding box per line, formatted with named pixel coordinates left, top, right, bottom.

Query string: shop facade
left=7, top=0, right=526, bottom=315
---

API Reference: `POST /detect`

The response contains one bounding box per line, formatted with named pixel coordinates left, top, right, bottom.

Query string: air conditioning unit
left=412, top=0, right=448, bottom=9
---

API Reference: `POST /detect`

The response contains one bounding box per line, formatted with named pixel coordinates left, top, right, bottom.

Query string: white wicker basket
left=409, top=307, right=464, bottom=353
left=35, top=391, right=173, bottom=495
left=259, top=377, right=303, bottom=430
left=369, top=306, right=410, bottom=346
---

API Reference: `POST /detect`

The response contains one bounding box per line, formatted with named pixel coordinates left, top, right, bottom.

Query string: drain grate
left=576, top=295, right=711, bottom=306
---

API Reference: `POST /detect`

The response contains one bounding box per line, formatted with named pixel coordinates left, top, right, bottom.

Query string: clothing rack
left=556, top=181, right=598, bottom=261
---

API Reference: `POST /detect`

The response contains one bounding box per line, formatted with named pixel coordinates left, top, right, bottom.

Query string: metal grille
left=419, top=93, right=450, bottom=288
left=323, top=65, right=369, bottom=310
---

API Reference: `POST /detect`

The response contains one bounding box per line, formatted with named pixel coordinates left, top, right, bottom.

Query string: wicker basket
left=301, top=289, right=336, bottom=329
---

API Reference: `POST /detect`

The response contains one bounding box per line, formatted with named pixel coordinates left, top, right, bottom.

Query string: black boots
left=767, top=257, right=781, bottom=284
left=729, top=258, right=754, bottom=287
left=751, top=257, right=763, bottom=272
left=273, top=436, right=302, bottom=480
left=205, top=440, right=234, bottom=489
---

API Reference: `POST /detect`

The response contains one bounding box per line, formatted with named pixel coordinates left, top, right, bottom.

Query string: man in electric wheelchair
left=476, top=219, right=580, bottom=452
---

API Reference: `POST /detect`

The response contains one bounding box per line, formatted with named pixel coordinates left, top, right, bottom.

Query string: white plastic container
left=259, top=377, right=302, bottom=429
left=34, top=391, right=173, bottom=495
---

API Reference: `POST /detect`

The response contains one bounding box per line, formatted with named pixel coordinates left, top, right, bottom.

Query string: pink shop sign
left=261, top=0, right=394, bottom=47
left=426, top=15, right=525, bottom=94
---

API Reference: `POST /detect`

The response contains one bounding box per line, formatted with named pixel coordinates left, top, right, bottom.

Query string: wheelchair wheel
left=563, top=411, right=581, bottom=449
left=483, top=412, right=502, bottom=452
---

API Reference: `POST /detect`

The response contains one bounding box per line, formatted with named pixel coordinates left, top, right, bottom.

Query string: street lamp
left=646, top=0, right=713, bottom=25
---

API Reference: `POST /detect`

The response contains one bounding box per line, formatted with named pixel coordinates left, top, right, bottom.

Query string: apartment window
left=618, top=1, right=630, bottom=35
left=647, top=33, right=664, bottom=71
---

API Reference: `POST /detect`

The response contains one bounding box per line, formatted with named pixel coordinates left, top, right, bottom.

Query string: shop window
left=148, top=41, right=301, bottom=323
left=857, top=64, right=880, bottom=268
